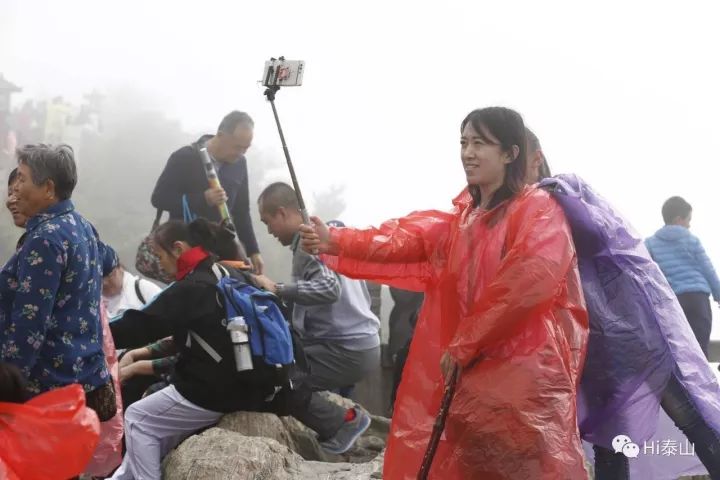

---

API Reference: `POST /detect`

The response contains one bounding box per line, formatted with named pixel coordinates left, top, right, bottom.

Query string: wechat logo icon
left=612, top=434, right=640, bottom=458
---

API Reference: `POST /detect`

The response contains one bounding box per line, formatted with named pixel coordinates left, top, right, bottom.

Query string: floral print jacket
left=0, top=200, right=109, bottom=395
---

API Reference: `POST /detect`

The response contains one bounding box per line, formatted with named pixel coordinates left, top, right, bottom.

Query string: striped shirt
left=276, top=234, right=380, bottom=350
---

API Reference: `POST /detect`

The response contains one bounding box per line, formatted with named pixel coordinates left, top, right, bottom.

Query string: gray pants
left=110, top=385, right=222, bottom=480
left=289, top=342, right=380, bottom=439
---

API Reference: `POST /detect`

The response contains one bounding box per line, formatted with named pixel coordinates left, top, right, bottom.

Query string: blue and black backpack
left=209, top=263, right=299, bottom=400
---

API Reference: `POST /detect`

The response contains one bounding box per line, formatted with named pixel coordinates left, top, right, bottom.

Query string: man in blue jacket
left=645, top=196, right=720, bottom=357
left=151, top=111, right=264, bottom=274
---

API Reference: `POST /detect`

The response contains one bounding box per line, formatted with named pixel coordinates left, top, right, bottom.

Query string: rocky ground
left=162, top=392, right=387, bottom=479
left=160, top=391, right=712, bottom=479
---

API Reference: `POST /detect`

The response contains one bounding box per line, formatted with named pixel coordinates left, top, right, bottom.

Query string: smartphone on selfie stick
left=261, top=57, right=311, bottom=227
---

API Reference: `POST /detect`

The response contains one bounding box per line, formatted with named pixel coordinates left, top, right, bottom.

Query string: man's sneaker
left=319, top=407, right=371, bottom=455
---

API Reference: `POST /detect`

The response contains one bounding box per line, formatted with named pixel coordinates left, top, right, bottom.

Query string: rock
left=295, top=451, right=385, bottom=480
left=218, top=411, right=300, bottom=454
left=164, top=390, right=390, bottom=479
left=163, top=428, right=297, bottom=480
left=280, top=415, right=332, bottom=462
left=163, top=428, right=384, bottom=479
left=217, top=392, right=390, bottom=464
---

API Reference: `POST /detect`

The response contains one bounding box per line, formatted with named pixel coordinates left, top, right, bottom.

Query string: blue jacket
left=645, top=225, right=720, bottom=300
left=0, top=200, right=109, bottom=395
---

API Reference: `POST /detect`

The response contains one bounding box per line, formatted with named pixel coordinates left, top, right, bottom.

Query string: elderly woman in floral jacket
left=0, top=144, right=114, bottom=420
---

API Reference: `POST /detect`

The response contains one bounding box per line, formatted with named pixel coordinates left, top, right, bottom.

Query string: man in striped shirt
left=256, top=182, right=380, bottom=453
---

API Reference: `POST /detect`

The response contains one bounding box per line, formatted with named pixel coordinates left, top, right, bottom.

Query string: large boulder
left=163, top=428, right=384, bottom=480
left=217, top=412, right=300, bottom=453
left=164, top=392, right=389, bottom=479
left=217, top=392, right=388, bottom=464
left=164, top=429, right=295, bottom=480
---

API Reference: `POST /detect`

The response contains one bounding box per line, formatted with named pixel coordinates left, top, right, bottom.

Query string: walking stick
left=198, top=146, right=232, bottom=222
left=197, top=147, right=249, bottom=263
left=417, top=364, right=460, bottom=480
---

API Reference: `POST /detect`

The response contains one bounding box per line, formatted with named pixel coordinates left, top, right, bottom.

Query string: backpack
left=135, top=196, right=195, bottom=284
left=210, top=264, right=295, bottom=395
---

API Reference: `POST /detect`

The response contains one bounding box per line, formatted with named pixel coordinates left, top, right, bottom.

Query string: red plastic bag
left=0, top=384, right=100, bottom=480
left=324, top=187, right=589, bottom=479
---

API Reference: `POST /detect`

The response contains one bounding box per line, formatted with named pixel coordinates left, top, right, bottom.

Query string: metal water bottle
left=227, top=316, right=253, bottom=372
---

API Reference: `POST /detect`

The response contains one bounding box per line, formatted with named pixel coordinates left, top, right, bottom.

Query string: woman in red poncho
left=300, top=107, right=589, bottom=479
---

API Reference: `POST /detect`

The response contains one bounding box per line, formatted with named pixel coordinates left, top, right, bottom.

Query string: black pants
left=677, top=292, right=713, bottom=358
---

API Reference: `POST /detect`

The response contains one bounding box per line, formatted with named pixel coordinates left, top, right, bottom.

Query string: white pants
left=111, top=385, right=222, bottom=480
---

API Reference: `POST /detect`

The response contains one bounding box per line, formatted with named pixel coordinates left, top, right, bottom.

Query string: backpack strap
left=151, top=209, right=163, bottom=230
left=185, top=330, right=223, bottom=363
left=182, top=195, right=197, bottom=224
left=211, top=263, right=230, bottom=281
left=134, top=277, right=147, bottom=304
left=178, top=263, right=231, bottom=364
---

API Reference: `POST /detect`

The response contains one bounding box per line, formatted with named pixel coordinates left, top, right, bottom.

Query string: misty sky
left=3, top=1, right=720, bottom=323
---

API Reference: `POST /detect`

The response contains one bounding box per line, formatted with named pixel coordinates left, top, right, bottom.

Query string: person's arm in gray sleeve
left=277, top=252, right=341, bottom=306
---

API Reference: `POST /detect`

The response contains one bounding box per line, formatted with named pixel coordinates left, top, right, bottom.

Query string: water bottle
left=227, top=316, right=254, bottom=372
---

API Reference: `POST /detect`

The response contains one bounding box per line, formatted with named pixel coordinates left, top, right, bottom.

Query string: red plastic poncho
left=84, top=304, right=124, bottom=476
left=0, top=384, right=100, bottom=480
left=323, top=187, right=589, bottom=479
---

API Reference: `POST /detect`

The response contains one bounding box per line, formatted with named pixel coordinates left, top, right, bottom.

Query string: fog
left=2, top=0, right=720, bottom=330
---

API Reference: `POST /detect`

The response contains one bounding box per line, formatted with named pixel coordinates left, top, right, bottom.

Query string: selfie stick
left=262, top=63, right=311, bottom=227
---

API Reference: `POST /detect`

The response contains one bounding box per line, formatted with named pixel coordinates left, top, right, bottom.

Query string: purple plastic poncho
left=541, top=174, right=720, bottom=449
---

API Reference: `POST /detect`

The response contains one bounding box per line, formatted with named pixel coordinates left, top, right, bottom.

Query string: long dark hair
left=153, top=218, right=247, bottom=261
left=461, top=107, right=527, bottom=209
left=525, top=127, right=552, bottom=181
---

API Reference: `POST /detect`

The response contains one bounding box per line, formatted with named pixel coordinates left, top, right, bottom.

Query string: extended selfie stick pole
left=263, top=69, right=311, bottom=227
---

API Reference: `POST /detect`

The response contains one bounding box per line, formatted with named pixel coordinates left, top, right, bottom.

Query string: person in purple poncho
left=526, top=128, right=720, bottom=480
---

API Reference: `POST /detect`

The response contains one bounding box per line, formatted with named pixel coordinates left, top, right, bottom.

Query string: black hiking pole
left=417, top=364, right=459, bottom=480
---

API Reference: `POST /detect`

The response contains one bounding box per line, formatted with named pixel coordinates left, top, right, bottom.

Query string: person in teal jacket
left=645, top=196, right=720, bottom=357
